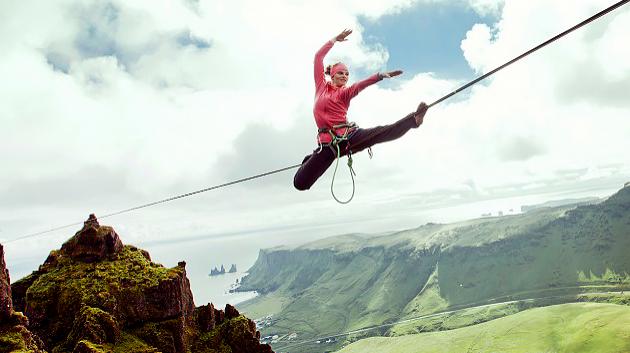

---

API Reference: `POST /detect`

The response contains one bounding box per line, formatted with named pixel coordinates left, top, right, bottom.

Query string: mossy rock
left=56, top=306, right=120, bottom=352
left=132, top=317, right=194, bottom=353
left=193, top=315, right=265, bottom=353
left=9, top=219, right=269, bottom=353
left=69, top=340, right=108, bottom=353
left=0, top=324, right=46, bottom=353
left=107, top=333, right=160, bottom=353
left=23, top=246, right=181, bottom=348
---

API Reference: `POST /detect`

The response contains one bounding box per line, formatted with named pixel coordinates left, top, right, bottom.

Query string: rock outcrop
left=8, top=215, right=273, bottom=353
left=210, top=264, right=234, bottom=276
left=0, top=243, right=46, bottom=352
left=59, top=213, right=124, bottom=263
left=1, top=244, right=12, bottom=320
left=193, top=303, right=272, bottom=353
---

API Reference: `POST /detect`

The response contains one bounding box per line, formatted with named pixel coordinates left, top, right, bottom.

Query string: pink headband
left=330, top=63, right=348, bottom=77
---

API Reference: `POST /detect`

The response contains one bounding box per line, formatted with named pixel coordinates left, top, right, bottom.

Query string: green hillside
left=238, top=185, right=630, bottom=351
left=338, top=303, right=630, bottom=353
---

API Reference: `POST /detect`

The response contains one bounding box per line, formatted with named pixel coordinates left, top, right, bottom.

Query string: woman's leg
left=293, top=147, right=337, bottom=190
left=348, top=111, right=419, bottom=154
left=295, top=103, right=427, bottom=189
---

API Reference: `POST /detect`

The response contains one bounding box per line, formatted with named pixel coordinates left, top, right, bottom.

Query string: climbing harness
left=316, top=122, right=363, bottom=204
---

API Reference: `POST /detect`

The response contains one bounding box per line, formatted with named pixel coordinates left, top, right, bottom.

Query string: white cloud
left=460, top=23, right=495, bottom=73
left=467, top=0, right=504, bottom=17
left=1, top=0, right=629, bottom=272
left=594, top=9, right=630, bottom=80
left=438, top=0, right=630, bottom=184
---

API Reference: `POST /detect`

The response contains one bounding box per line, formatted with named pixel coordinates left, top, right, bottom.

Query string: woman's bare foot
left=415, top=102, right=428, bottom=126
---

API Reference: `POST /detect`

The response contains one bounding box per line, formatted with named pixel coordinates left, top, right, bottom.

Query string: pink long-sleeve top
left=313, top=40, right=382, bottom=144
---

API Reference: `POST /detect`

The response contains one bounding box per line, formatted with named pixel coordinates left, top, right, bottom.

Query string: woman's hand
left=379, top=70, right=403, bottom=79
left=334, top=29, right=353, bottom=42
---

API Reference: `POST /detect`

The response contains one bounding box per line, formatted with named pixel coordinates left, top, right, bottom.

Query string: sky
left=2, top=0, right=630, bottom=282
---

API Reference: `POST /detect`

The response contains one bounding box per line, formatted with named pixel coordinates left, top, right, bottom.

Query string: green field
left=337, top=303, right=630, bottom=353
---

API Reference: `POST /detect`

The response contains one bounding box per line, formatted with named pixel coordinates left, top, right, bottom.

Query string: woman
left=293, top=29, right=428, bottom=191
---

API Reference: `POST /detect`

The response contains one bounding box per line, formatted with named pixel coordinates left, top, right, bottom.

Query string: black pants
left=293, top=112, right=418, bottom=190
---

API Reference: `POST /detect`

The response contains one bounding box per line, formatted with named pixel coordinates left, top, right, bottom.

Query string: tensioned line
left=6, top=0, right=628, bottom=244
left=5, top=164, right=301, bottom=244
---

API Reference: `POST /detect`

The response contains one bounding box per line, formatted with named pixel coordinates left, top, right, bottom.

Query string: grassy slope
left=338, top=303, right=630, bottom=353
left=238, top=186, right=630, bottom=347
left=434, top=188, right=630, bottom=308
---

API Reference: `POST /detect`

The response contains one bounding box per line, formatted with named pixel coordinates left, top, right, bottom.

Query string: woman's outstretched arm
left=342, top=70, right=403, bottom=102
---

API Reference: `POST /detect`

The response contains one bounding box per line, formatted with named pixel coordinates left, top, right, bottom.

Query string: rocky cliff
left=4, top=215, right=273, bottom=353
left=1, top=244, right=12, bottom=321
left=1, top=244, right=46, bottom=353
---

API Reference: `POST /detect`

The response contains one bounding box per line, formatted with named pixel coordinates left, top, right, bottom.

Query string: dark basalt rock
left=1, top=244, right=12, bottom=320
left=193, top=303, right=272, bottom=353
left=59, top=214, right=124, bottom=263
left=194, top=303, right=216, bottom=332
left=225, top=303, right=240, bottom=320
left=0, top=244, right=46, bottom=352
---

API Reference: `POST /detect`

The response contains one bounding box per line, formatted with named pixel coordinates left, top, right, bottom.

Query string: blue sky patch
left=74, top=3, right=120, bottom=60
left=359, top=2, right=498, bottom=80
left=45, top=51, right=71, bottom=74
left=176, top=31, right=212, bottom=49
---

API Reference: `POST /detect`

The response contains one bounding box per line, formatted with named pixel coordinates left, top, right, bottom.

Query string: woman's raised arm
left=314, top=29, right=353, bottom=91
